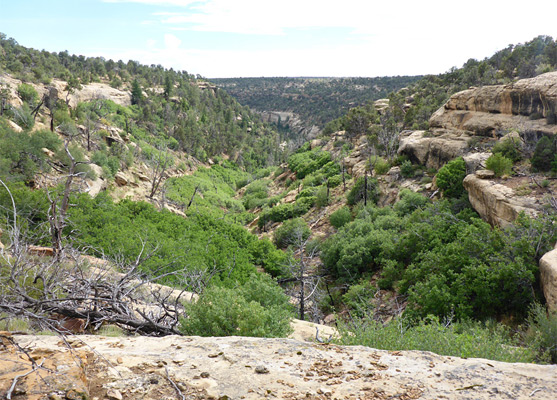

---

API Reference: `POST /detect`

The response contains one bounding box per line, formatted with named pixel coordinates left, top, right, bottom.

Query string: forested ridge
left=0, top=33, right=556, bottom=366
left=212, top=76, right=422, bottom=130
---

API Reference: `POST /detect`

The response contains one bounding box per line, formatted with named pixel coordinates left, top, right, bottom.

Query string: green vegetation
left=486, top=153, right=513, bottom=177
left=213, top=76, right=422, bottom=134
left=435, top=157, right=467, bottom=198
left=273, top=218, right=311, bottom=249
left=180, top=273, right=293, bottom=338
left=531, top=136, right=556, bottom=172
left=492, top=136, right=522, bottom=162
left=329, top=206, right=352, bottom=229
left=321, top=199, right=556, bottom=321
left=0, top=33, right=284, bottom=170
left=338, top=316, right=536, bottom=363
left=346, top=176, right=379, bottom=206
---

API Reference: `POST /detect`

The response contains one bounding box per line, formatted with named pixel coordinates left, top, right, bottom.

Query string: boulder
left=463, top=152, right=491, bottom=173
left=475, top=169, right=496, bottom=179
left=463, top=174, right=540, bottom=227
left=114, top=172, right=129, bottom=186
left=398, top=130, right=470, bottom=170
left=540, top=249, right=557, bottom=311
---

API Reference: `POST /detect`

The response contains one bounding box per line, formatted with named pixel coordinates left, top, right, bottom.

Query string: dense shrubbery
left=531, top=136, right=556, bottom=172
left=288, top=148, right=332, bottom=179
left=166, top=162, right=250, bottom=219
left=258, top=196, right=315, bottom=228
left=486, top=153, right=513, bottom=177
left=435, top=157, right=467, bottom=198
left=492, top=136, right=522, bottom=162
left=273, top=218, right=311, bottom=249
left=0, top=123, right=61, bottom=182
left=329, top=206, right=351, bottom=229
left=321, top=198, right=556, bottom=320
left=180, top=273, right=293, bottom=337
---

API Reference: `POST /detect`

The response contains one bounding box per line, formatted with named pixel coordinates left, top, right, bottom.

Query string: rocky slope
left=3, top=332, right=556, bottom=400
left=0, top=73, right=131, bottom=109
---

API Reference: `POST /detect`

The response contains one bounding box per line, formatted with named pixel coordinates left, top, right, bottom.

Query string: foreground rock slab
left=3, top=334, right=556, bottom=400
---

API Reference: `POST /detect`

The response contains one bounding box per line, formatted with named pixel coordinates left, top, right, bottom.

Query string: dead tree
left=46, top=139, right=89, bottom=260
left=148, top=147, right=172, bottom=199
left=279, top=229, right=322, bottom=321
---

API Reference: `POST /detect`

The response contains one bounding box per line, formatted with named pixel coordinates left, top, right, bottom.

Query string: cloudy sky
left=2, top=0, right=556, bottom=78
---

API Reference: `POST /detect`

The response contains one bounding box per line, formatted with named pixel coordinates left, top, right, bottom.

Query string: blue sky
left=2, top=0, right=557, bottom=78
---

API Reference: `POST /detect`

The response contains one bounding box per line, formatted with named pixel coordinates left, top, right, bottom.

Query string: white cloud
left=164, top=33, right=182, bottom=49
left=98, top=0, right=557, bottom=77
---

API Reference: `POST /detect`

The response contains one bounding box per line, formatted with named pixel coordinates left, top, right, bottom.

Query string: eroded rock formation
left=399, top=72, right=557, bottom=170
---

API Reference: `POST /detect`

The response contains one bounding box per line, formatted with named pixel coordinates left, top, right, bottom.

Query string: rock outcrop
left=462, top=173, right=541, bottom=228
left=0, top=73, right=131, bottom=110
left=3, top=333, right=556, bottom=400
left=398, top=130, right=470, bottom=170
left=540, top=249, right=557, bottom=311
left=399, top=72, right=557, bottom=170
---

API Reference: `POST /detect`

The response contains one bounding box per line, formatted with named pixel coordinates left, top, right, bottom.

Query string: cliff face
left=399, top=72, right=557, bottom=170
left=3, top=333, right=556, bottom=400
left=430, top=71, right=557, bottom=137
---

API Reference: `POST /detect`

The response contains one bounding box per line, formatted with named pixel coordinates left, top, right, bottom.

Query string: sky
left=1, top=0, right=557, bottom=78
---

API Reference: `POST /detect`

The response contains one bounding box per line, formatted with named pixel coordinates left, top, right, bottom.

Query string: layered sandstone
left=399, top=72, right=557, bottom=170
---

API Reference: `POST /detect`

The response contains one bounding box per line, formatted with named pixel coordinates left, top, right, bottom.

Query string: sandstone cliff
left=399, top=72, right=557, bottom=170
left=3, top=333, right=556, bottom=400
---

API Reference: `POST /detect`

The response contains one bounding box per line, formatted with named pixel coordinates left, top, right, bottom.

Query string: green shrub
left=11, top=105, right=34, bottom=130
left=327, top=174, right=342, bottom=188
left=273, top=218, right=311, bottom=248
left=394, top=189, right=429, bottom=216
left=524, top=303, right=557, bottom=363
left=373, top=157, right=391, bottom=175
left=400, top=160, right=414, bottom=178
left=329, top=207, right=351, bottom=229
left=492, top=136, right=522, bottom=162
left=180, top=274, right=293, bottom=338
left=436, top=157, right=466, bottom=198
left=486, top=153, right=513, bottom=177
left=342, top=280, right=375, bottom=318
left=347, top=176, right=379, bottom=206
left=16, top=83, right=38, bottom=105
left=531, top=136, right=555, bottom=172
left=315, top=185, right=329, bottom=208
left=288, top=149, right=332, bottom=179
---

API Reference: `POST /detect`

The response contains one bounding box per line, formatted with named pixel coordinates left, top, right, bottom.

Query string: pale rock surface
left=463, top=174, right=541, bottom=227
left=7, top=119, right=22, bottom=132
left=462, top=152, right=491, bottom=173
left=4, top=334, right=556, bottom=400
left=398, top=130, right=470, bottom=170
left=540, top=249, right=557, bottom=311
